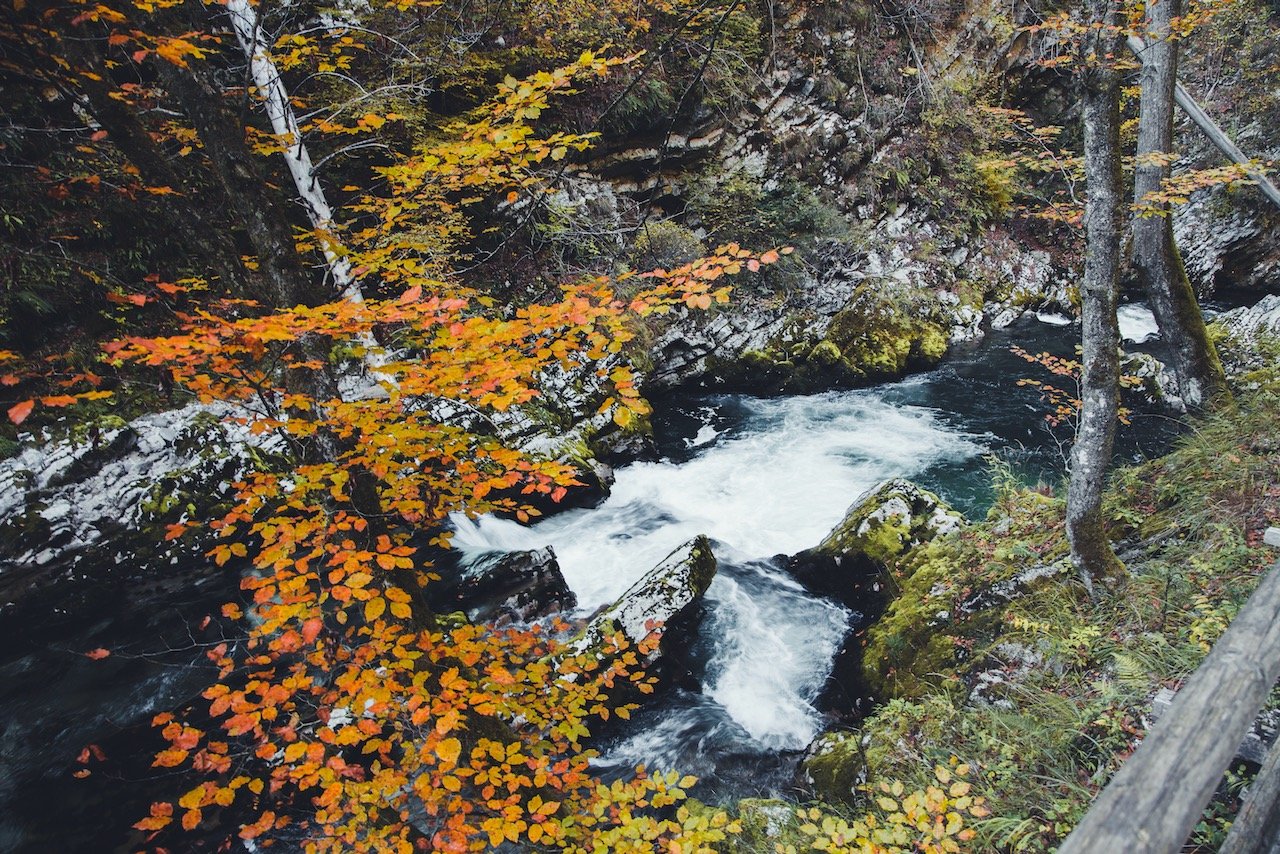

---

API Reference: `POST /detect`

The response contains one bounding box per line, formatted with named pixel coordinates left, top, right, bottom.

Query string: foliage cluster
left=0, top=0, right=791, bottom=848
left=778, top=763, right=988, bottom=854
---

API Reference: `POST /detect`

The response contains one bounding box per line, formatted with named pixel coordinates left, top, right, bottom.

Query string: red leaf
left=7, top=399, right=34, bottom=425
left=90, top=130, right=108, bottom=142
left=84, top=648, right=111, bottom=660
left=301, top=617, right=323, bottom=645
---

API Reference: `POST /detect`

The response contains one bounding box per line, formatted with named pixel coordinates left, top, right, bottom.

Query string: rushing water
left=450, top=310, right=1186, bottom=800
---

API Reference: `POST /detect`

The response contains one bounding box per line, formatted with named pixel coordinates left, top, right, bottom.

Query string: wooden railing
left=1059, top=541, right=1280, bottom=853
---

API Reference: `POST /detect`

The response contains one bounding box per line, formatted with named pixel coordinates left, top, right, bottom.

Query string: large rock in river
left=427, top=546, right=576, bottom=625
left=789, top=480, right=963, bottom=716
left=789, top=478, right=963, bottom=603
left=570, top=536, right=717, bottom=666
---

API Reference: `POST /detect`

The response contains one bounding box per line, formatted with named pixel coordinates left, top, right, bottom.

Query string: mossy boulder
left=789, top=478, right=963, bottom=604
left=823, top=290, right=950, bottom=380
left=733, top=798, right=804, bottom=851
left=819, top=479, right=963, bottom=564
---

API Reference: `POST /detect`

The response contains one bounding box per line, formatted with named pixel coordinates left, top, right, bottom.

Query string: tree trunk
left=155, top=59, right=321, bottom=313
left=223, top=0, right=362, bottom=303
left=1067, top=0, right=1124, bottom=586
left=1131, top=0, right=1229, bottom=409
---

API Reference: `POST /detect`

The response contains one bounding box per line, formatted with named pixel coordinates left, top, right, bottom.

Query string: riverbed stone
left=570, top=535, right=717, bottom=665
left=428, top=546, right=576, bottom=625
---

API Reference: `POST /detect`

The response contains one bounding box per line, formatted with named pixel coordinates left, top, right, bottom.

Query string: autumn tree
left=1130, top=0, right=1229, bottom=409
left=1, top=1, right=794, bottom=847
left=1066, top=0, right=1126, bottom=585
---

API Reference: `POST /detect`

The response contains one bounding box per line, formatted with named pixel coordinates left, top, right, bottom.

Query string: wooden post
left=1127, top=35, right=1280, bottom=213
left=1221, top=737, right=1280, bottom=854
left=1058, top=560, right=1280, bottom=853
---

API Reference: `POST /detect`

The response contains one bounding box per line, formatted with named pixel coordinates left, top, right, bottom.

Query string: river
left=449, top=309, right=1185, bottom=801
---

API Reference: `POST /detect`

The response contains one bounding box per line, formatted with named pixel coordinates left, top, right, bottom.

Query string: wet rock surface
left=570, top=535, right=718, bottom=667
left=428, top=546, right=576, bottom=625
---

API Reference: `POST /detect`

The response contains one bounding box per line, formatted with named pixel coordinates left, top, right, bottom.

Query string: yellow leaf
left=437, top=737, right=461, bottom=766
left=364, top=596, right=386, bottom=622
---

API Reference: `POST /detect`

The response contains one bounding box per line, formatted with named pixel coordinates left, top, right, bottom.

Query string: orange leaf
left=154, top=749, right=189, bottom=768
left=436, top=737, right=461, bottom=767
left=84, top=648, right=111, bottom=660
left=400, top=285, right=422, bottom=304
left=301, top=617, right=323, bottom=644
left=134, top=803, right=173, bottom=832
left=7, top=399, right=34, bottom=425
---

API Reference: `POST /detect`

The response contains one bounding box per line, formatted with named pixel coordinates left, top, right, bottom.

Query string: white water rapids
left=451, top=390, right=987, bottom=786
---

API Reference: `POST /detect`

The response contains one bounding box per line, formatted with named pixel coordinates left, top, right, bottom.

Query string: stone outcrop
left=1216, top=294, right=1280, bottom=342
left=1174, top=186, right=1280, bottom=294
left=569, top=536, right=717, bottom=666
left=0, top=404, right=275, bottom=612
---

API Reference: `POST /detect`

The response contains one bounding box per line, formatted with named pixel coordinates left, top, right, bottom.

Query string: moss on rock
left=823, top=290, right=951, bottom=380
left=816, top=478, right=963, bottom=565
left=860, top=489, right=1065, bottom=700
left=801, top=731, right=866, bottom=807
left=733, top=798, right=802, bottom=851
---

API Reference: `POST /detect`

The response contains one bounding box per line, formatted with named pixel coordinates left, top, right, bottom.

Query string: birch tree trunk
left=1067, top=0, right=1124, bottom=586
left=1131, top=0, right=1229, bottom=410
left=223, top=0, right=363, bottom=303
